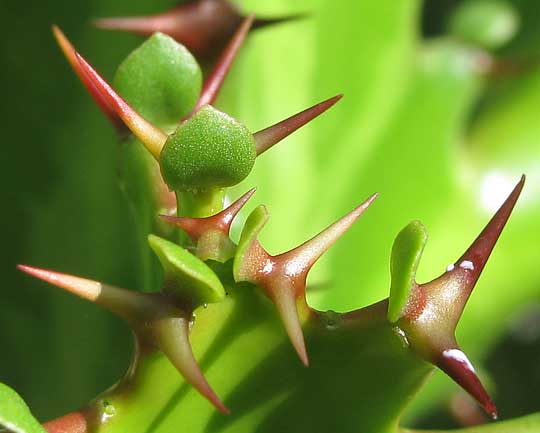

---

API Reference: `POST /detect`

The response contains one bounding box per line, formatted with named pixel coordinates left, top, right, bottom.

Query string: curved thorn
left=271, top=287, right=309, bottom=366
left=278, top=192, right=378, bottom=275
left=52, top=26, right=126, bottom=134
left=254, top=94, right=343, bottom=155
left=453, top=175, right=525, bottom=295
left=153, top=317, right=230, bottom=414
left=437, top=348, right=497, bottom=420
left=74, top=52, right=168, bottom=160
left=160, top=188, right=256, bottom=241
left=192, top=15, right=254, bottom=114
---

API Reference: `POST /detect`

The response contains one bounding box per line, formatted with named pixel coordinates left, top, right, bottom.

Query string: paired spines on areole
left=234, top=193, right=378, bottom=366
left=53, top=26, right=342, bottom=172
left=17, top=265, right=229, bottom=414
left=387, top=175, right=525, bottom=419
left=161, top=188, right=256, bottom=242
left=92, top=0, right=303, bottom=60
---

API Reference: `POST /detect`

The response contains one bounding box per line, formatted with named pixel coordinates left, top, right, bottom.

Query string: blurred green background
left=0, top=0, right=539, bottom=429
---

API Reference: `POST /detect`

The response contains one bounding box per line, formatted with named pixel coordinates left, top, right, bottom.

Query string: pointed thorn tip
left=254, top=94, right=343, bottom=155
left=74, top=52, right=167, bottom=159
left=17, top=264, right=101, bottom=301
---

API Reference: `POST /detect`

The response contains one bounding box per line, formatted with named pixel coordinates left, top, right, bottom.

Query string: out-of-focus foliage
left=0, top=0, right=538, bottom=429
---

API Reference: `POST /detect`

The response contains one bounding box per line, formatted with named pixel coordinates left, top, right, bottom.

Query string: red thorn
left=277, top=192, right=378, bottom=282
left=236, top=193, right=377, bottom=364
left=452, top=175, right=525, bottom=299
left=17, top=264, right=102, bottom=301
left=92, top=0, right=243, bottom=60
left=254, top=94, right=343, bottom=155
left=44, top=411, right=88, bottom=433
left=161, top=188, right=255, bottom=241
left=153, top=317, right=230, bottom=414
left=52, top=26, right=126, bottom=134
left=191, top=15, right=254, bottom=115
left=272, top=287, right=309, bottom=366
left=437, top=348, right=498, bottom=420
left=74, top=52, right=168, bottom=160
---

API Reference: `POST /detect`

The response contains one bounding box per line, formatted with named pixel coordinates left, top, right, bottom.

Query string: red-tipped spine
left=191, top=15, right=254, bottom=115
left=161, top=188, right=256, bottom=241
left=254, top=95, right=343, bottom=155
left=279, top=193, right=378, bottom=275
left=74, top=53, right=168, bottom=160
left=452, top=175, right=525, bottom=300
left=397, top=176, right=526, bottom=419
left=437, top=348, right=497, bottom=420
left=52, top=26, right=126, bottom=133
left=153, top=317, right=230, bottom=414
left=235, top=193, right=377, bottom=365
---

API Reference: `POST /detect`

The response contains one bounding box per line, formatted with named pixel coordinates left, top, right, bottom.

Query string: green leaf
left=0, top=383, right=46, bottom=433
left=114, top=32, right=202, bottom=131
left=148, top=234, right=225, bottom=307
left=388, top=221, right=428, bottom=323
left=233, top=205, right=270, bottom=281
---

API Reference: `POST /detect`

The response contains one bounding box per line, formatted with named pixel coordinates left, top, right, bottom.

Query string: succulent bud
left=160, top=105, right=256, bottom=192
left=113, top=32, right=202, bottom=129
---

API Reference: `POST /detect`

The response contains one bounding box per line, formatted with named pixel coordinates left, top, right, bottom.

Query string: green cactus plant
left=2, top=1, right=540, bottom=432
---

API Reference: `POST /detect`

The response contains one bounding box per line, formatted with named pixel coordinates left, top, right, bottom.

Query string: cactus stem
left=52, top=26, right=127, bottom=135
left=191, top=15, right=254, bottom=116
left=161, top=188, right=256, bottom=241
left=254, top=94, right=343, bottom=155
left=152, top=317, right=230, bottom=414
left=73, top=52, right=168, bottom=160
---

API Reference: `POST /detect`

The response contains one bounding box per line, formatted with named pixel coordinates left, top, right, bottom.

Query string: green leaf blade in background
left=0, top=383, right=47, bottom=433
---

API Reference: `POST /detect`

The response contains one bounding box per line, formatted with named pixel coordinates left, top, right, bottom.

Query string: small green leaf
left=388, top=220, right=428, bottom=322
left=114, top=33, right=202, bottom=130
left=148, top=235, right=225, bottom=307
left=233, top=205, right=269, bottom=281
left=448, top=0, right=519, bottom=49
left=0, top=383, right=47, bottom=433
left=160, top=105, right=256, bottom=192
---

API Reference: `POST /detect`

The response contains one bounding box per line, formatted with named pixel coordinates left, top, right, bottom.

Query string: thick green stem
left=75, top=288, right=431, bottom=433
left=176, top=189, right=225, bottom=218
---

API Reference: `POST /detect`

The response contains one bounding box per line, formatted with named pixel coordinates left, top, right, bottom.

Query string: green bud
left=114, top=33, right=202, bottom=130
left=449, top=0, right=519, bottom=50
left=160, top=105, right=256, bottom=192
